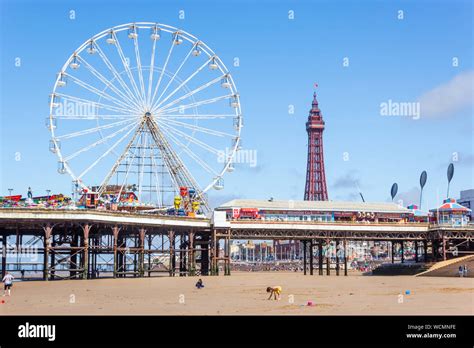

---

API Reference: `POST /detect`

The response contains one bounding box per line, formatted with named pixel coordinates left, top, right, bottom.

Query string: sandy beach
left=0, top=272, right=472, bottom=315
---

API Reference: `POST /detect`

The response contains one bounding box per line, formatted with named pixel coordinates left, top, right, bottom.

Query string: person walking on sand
left=2, top=272, right=14, bottom=296
left=266, top=286, right=282, bottom=300
left=463, top=264, right=468, bottom=277
left=458, top=265, right=463, bottom=277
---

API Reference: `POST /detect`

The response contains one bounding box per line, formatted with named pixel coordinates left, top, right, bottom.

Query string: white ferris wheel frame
left=48, top=22, right=243, bottom=202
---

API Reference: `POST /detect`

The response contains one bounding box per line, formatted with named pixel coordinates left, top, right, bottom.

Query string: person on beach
left=266, top=286, right=282, bottom=300
left=2, top=272, right=14, bottom=296
left=463, top=264, right=468, bottom=277
left=458, top=266, right=463, bottom=277
left=195, top=278, right=204, bottom=289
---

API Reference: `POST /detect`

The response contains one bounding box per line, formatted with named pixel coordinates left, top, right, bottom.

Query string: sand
left=0, top=272, right=472, bottom=315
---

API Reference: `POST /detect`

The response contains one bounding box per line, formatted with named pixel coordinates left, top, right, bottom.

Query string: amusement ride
left=46, top=22, right=243, bottom=215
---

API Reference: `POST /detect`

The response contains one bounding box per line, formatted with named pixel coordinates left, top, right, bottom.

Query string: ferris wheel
left=47, top=22, right=242, bottom=211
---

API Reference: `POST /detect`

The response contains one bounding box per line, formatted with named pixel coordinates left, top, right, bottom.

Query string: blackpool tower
left=304, top=92, right=328, bottom=201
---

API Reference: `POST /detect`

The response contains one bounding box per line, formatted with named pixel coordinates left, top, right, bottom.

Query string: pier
left=1, top=208, right=473, bottom=280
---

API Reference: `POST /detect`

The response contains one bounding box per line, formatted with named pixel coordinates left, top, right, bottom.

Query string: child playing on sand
left=195, top=278, right=204, bottom=289
left=266, top=286, right=282, bottom=300
left=2, top=271, right=14, bottom=296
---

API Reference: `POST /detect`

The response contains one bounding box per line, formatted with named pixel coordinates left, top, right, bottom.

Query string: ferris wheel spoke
left=132, top=34, right=147, bottom=105
left=157, top=94, right=233, bottom=115
left=160, top=114, right=236, bottom=119
left=154, top=45, right=195, bottom=106
left=146, top=32, right=159, bottom=107
left=77, top=122, right=140, bottom=179
left=54, top=114, right=139, bottom=120
left=151, top=56, right=212, bottom=111
left=113, top=33, right=146, bottom=108
left=86, top=46, right=143, bottom=109
left=55, top=93, right=138, bottom=114
left=65, top=73, right=140, bottom=112
left=163, top=126, right=219, bottom=176
left=149, top=39, right=176, bottom=109
left=56, top=118, right=137, bottom=140
left=159, top=118, right=235, bottom=137
left=64, top=122, right=137, bottom=162
left=154, top=75, right=223, bottom=113
left=157, top=121, right=220, bottom=155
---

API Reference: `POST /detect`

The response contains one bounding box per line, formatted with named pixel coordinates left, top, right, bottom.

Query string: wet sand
left=1, top=272, right=472, bottom=315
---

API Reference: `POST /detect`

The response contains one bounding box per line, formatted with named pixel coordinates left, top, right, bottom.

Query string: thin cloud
left=395, top=186, right=421, bottom=207
left=418, top=70, right=474, bottom=118
left=331, top=171, right=360, bottom=189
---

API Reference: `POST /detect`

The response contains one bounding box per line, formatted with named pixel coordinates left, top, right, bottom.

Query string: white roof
left=216, top=199, right=409, bottom=214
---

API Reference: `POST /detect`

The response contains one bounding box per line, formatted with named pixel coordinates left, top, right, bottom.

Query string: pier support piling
left=82, top=224, right=90, bottom=279
left=138, top=228, right=146, bottom=277
left=401, top=241, right=405, bottom=263
left=415, top=241, right=419, bottom=262
left=1, top=234, right=6, bottom=279
left=43, top=225, right=53, bottom=281
left=303, top=240, right=307, bottom=275
left=318, top=241, right=323, bottom=275
left=343, top=239, right=348, bottom=276
left=169, top=230, right=175, bottom=277
left=326, top=240, right=330, bottom=276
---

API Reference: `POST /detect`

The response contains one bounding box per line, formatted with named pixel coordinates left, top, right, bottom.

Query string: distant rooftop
left=460, top=189, right=474, bottom=200
left=216, top=199, right=409, bottom=214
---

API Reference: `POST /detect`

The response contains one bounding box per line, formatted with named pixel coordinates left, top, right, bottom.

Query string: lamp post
left=46, top=190, right=51, bottom=200
left=7, top=188, right=13, bottom=196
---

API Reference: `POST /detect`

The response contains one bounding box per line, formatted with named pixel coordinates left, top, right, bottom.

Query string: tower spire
left=312, top=91, right=318, bottom=106
left=304, top=90, right=328, bottom=201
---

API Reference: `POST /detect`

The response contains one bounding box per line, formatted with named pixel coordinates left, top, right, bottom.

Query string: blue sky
left=0, top=0, right=472, bottom=210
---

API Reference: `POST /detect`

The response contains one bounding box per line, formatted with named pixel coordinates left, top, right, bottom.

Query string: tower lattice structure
left=304, top=92, right=328, bottom=201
